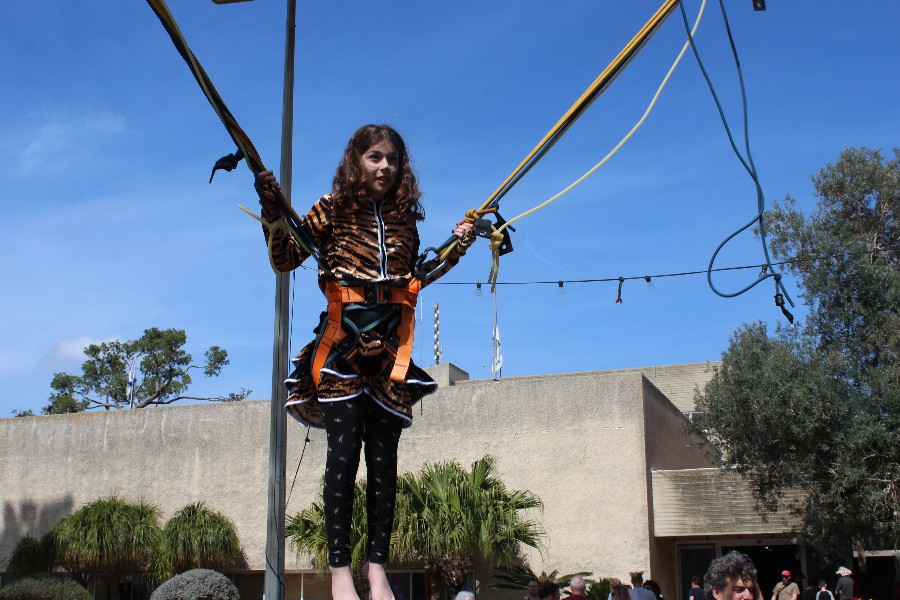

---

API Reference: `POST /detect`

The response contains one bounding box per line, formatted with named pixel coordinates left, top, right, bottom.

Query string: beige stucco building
left=1, top=362, right=803, bottom=600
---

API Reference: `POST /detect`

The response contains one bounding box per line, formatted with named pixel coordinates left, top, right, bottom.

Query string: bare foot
left=330, top=566, right=361, bottom=600
left=365, top=562, right=395, bottom=600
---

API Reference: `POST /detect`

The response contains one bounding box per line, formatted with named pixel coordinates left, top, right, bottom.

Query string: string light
left=444, top=243, right=897, bottom=322
left=438, top=245, right=897, bottom=290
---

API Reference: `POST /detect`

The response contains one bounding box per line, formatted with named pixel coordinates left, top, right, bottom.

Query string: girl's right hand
left=256, top=170, right=282, bottom=220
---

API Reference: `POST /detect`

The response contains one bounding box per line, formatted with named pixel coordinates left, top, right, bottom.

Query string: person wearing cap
left=835, top=567, right=853, bottom=600
left=772, top=571, right=799, bottom=600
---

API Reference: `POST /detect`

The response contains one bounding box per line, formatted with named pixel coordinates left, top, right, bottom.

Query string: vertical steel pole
left=265, top=0, right=296, bottom=597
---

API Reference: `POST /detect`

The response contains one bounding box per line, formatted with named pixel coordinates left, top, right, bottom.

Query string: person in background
left=544, top=582, right=561, bottom=600
left=772, top=571, right=799, bottom=600
left=817, top=579, right=835, bottom=600
left=835, top=567, right=854, bottom=600
left=631, top=572, right=657, bottom=600
left=610, top=578, right=631, bottom=600
left=800, top=581, right=819, bottom=600
left=570, top=576, right=589, bottom=599
left=644, top=579, right=664, bottom=600
left=690, top=576, right=707, bottom=600
left=524, top=579, right=542, bottom=600
left=703, top=551, right=763, bottom=600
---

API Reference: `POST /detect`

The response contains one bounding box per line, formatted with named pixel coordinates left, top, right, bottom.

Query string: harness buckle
left=364, top=284, right=380, bottom=304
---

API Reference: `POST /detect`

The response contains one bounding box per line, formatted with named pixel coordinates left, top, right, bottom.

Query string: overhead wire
left=431, top=243, right=898, bottom=289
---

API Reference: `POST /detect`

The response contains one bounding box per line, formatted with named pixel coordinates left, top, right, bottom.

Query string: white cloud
left=4, top=108, right=127, bottom=174
left=38, top=336, right=118, bottom=367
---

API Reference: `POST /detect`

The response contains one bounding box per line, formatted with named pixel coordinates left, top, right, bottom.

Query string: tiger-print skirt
left=283, top=339, right=438, bottom=429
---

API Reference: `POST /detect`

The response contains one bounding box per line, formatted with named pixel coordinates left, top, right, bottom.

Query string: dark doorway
left=724, top=544, right=802, bottom=599
left=679, top=546, right=718, bottom=600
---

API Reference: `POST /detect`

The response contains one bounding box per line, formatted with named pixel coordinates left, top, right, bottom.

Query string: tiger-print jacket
left=263, top=193, right=463, bottom=285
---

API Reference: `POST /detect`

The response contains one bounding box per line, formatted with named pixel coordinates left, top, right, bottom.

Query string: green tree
left=54, top=496, right=163, bottom=600
left=393, top=455, right=545, bottom=595
left=692, top=147, right=899, bottom=558
left=157, top=502, right=242, bottom=580
left=36, top=327, right=249, bottom=414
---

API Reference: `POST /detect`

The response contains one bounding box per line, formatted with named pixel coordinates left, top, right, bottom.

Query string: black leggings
left=320, top=395, right=404, bottom=568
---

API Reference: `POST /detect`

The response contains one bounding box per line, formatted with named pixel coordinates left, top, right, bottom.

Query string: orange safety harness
left=311, top=279, right=424, bottom=386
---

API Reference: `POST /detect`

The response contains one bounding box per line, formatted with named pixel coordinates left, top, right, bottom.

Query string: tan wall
left=0, top=401, right=324, bottom=573
left=1, top=363, right=714, bottom=598
left=403, top=370, right=657, bottom=583
left=642, top=379, right=712, bottom=599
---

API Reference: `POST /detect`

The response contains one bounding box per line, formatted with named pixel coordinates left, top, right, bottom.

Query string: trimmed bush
left=150, top=568, right=240, bottom=600
left=0, top=573, right=91, bottom=600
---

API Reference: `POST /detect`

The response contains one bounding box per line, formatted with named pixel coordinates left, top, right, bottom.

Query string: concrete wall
left=0, top=401, right=325, bottom=572
left=641, top=379, right=713, bottom=600
left=1, top=363, right=713, bottom=597
left=403, top=370, right=660, bottom=582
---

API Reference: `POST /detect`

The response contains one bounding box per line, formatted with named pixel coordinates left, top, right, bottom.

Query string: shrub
left=150, top=568, right=240, bottom=600
left=0, top=573, right=91, bottom=600
left=163, top=502, right=241, bottom=574
left=4, top=534, right=55, bottom=580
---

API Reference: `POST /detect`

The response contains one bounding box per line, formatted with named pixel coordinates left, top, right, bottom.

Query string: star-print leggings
left=320, top=395, right=404, bottom=568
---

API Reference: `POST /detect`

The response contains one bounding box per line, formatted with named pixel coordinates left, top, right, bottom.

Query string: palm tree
left=159, top=502, right=242, bottom=579
left=286, top=456, right=544, bottom=597
left=393, top=455, right=545, bottom=595
left=54, top=496, right=162, bottom=600
left=490, top=565, right=594, bottom=594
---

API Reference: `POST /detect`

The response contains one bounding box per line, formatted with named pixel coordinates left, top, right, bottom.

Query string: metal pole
left=265, top=0, right=296, bottom=597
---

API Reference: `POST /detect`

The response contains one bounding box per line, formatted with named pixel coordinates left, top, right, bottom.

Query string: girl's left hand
left=453, top=221, right=476, bottom=250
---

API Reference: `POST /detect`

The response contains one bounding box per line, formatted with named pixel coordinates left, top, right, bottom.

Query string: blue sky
left=1, top=1, right=898, bottom=416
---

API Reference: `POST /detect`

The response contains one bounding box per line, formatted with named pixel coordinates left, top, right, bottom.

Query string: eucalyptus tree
left=22, top=327, right=249, bottom=415
left=692, top=147, right=899, bottom=557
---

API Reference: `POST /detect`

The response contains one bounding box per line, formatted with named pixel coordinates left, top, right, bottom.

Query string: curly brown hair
left=704, top=551, right=759, bottom=600
left=332, top=124, right=424, bottom=221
